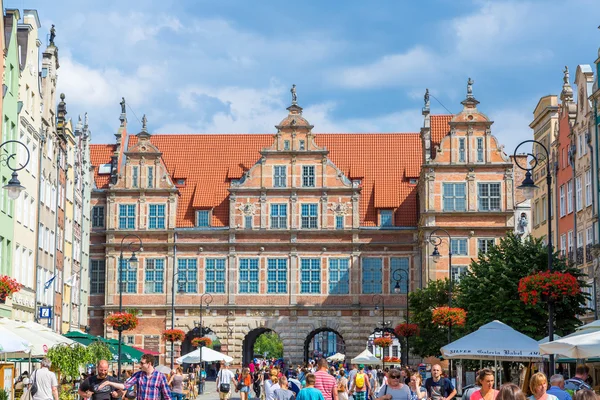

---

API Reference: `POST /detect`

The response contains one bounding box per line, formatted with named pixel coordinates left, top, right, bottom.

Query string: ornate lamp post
left=117, top=234, right=142, bottom=378
left=393, top=269, right=410, bottom=366
left=514, top=139, right=555, bottom=375
left=429, top=228, right=453, bottom=342
left=1, top=140, right=30, bottom=199
left=198, top=293, right=213, bottom=395
left=372, top=294, right=389, bottom=370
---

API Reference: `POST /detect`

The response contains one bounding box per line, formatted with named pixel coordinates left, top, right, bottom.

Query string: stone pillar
left=321, top=192, right=328, bottom=229
left=290, top=249, right=298, bottom=305
left=467, top=169, right=476, bottom=211
left=228, top=250, right=236, bottom=305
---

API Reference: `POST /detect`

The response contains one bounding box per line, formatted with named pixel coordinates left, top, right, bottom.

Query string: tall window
left=205, top=259, right=226, bottom=293
left=301, top=204, right=318, bottom=229
left=239, top=258, right=259, bottom=293
left=576, top=176, right=582, bottom=211
left=585, top=170, right=592, bottom=207
left=450, top=238, right=468, bottom=255
left=568, top=230, right=574, bottom=254
left=270, top=204, right=287, bottom=229
left=476, top=137, right=484, bottom=162
left=90, top=260, right=106, bottom=295
left=443, top=183, right=466, bottom=211
left=283, top=140, right=290, bottom=151
left=118, top=204, right=136, bottom=230
left=335, top=215, right=344, bottom=230
left=274, top=166, right=286, bottom=188
left=145, top=259, right=164, bottom=293
left=390, top=257, right=409, bottom=294
left=478, top=238, right=494, bottom=254
left=451, top=266, right=468, bottom=283
left=302, top=166, right=315, bottom=187
left=560, top=234, right=567, bottom=255
left=300, top=258, right=320, bottom=293
left=177, top=258, right=197, bottom=293
left=458, top=138, right=465, bottom=162
left=147, top=166, right=154, bottom=188
left=299, top=140, right=305, bottom=150
left=567, top=180, right=573, bottom=213
left=267, top=258, right=287, bottom=293
left=132, top=166, right=138, bottom=188
left=478, top=183, right=501, bottom=211
left=119, top=259, right=137, bottom=293
left=559, top=185, right=566, bottom=217
left=362, top=258, right=382, bottom=294
left=148, top=204, right=166, bottom=229
left=196, top=210, right=210, bottom=227
left=329, top=258, right=349, bottom=294
left=245, top=215, right=252, bottom=229
left=379, top=210, right=393, bottom=227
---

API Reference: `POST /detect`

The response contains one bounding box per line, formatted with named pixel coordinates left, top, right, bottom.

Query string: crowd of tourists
left=13, top=355, right=600, bottom=400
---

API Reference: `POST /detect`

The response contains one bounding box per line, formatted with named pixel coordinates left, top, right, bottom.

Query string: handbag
left=219, top=383, right=231, bottom=393
left=30, top=371, right=38, bottom=396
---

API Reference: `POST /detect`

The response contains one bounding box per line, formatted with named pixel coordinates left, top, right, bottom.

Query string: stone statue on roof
left=49, top=25, right=56, bottom=45
left=291, top=84, right=297, bottom=104
left=563, top=66, right=569, bottom=84
left=84, top=112, right=89, bottom=127
left=120, top=97, right=126, bottom=114
left=467, top=77, right=474, bottom=97
left=424, top=88, right=430, bottom=108
left=142, top=114, right=148, bottom=131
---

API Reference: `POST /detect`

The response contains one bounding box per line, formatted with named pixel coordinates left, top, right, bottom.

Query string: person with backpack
left=424, top=365, right=455, bottom=400
left=350, top=365, right=371, bottom=400
left=237, top=368, right=253, bottom=400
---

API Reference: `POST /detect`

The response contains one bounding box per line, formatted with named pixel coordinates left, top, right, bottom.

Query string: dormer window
left=379, top=210, right=393, bottom=227
left=176, top=179, right=185, bottom=186
left=299, top=140, right=305, bottom=150
left=409, top=178, right=418, bottom=185
left=196, top=210, right=210, bottom=227
left=283, top=140, right=290, bottom=151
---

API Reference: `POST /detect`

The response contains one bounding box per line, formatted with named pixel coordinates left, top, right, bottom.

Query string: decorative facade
left=89, top=82, right=521, bottom=365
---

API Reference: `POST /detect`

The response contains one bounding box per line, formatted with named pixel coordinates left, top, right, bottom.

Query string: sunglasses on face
left=389, top=375, right=401, bottom=379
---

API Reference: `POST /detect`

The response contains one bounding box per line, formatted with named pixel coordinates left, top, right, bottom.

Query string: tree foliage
left=47, top=344, right=91, bottom=382
left=254, top=332, right=283, bottom=359
left=456, top=233, right=589, bottom=339
left=408, top=278, right=466, bottom=358
left=87, top=341, right=113, bottom=365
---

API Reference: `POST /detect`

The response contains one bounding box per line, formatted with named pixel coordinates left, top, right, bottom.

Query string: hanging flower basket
left=373, top=337, right=393, bottom=347
left=106, top=312, right=138, bottom=331
left=192, top=337, right=212, bottom=347
left=432, top=307, right=467, bottom=327
left=0, top=275, right=22, bottom=303
left=390, top=356, right=400, bottom=363
left=395, top=323, right=420, bottom=337
left=162, top=329, right=186, bottom=342
left=383, top=356, right=392, bottom=362
left=518, top=271, right=580, bottom=306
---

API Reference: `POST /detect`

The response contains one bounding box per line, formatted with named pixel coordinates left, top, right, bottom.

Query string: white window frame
left=567, top=180, right=573, bottom=214
left=273, top=166, right=287, bottom=188
left=585, top=170, right=592, bottom=207
left=576, top=176, right=583, bottom=211
left=560, top=234, right=567, bottom=255
left=559, top=185, right=565, bottom=217
left=302, top=165, right=315, bottom=187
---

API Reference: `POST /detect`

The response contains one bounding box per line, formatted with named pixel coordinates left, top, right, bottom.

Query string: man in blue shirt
left=547, top=375, right=572, bottom=400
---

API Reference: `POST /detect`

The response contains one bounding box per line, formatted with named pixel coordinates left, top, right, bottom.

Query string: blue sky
left=6, top=0, right=600, bottom=154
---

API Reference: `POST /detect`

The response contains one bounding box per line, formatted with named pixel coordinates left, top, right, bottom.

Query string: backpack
left=338, top=379, right=346, bottom=393
left=356, top=373, right=366, bottom=389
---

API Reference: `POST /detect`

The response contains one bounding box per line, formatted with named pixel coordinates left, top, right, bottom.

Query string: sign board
left=39, top=306, right=52, bottom=319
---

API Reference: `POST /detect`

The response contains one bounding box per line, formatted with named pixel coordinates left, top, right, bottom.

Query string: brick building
left=89, top=83, right=522, bottom=365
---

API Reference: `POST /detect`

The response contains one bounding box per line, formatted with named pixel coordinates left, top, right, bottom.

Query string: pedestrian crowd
left=12, top=355, right=600, bottom=400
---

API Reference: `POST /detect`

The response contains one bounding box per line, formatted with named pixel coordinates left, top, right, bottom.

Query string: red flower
left=106, top=312, right=139, bottom=331
left=395, top=323, right=420, bottom=337
left=192, top=337, right=212, bottom=347
left=162, top=329, right=186, bottom=342
left=432, top=307, right=467, bottom=327
left=373, top=337, right=393, bottom=347
left=518, top=272, right=580, bottom=306
left=0, top=275, right=22, bottom=300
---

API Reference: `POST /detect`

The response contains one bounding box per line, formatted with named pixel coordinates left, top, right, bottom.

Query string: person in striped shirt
left=314, top=359, right=338, bottom=400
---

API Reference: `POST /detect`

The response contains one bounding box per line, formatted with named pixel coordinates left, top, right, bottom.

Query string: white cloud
left=488, top=106, right=533, bottom=157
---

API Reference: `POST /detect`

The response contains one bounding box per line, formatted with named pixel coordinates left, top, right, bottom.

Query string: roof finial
left=563, top=66, right=569, bottom=85
left=84, top=112, right=89, bottom=128
left=76, top=115, right=83, bottom=131
left=424, top=88, right=430, bottom=109
left=291, top=84, right=297, bottom=105
left=561, top=66, right=573, bottom=103
left=142, top=114, right=148, bottom=132
left=467, top=77, right=474, bottom=98
left=49, top=24, right=56, bottom=46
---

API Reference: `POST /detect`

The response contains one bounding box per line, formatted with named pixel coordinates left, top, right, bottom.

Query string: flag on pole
left=64, top=274, right=77, bottom=287
left=44, top=275, right=55, bottom=290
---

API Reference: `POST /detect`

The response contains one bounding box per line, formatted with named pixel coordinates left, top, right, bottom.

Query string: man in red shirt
left=314, top=358, right=338, bottom=400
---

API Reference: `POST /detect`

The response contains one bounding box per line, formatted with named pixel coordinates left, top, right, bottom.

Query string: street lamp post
left=514, top=139, right=555, bottom=376
left=117, top=234, right=142, bottom=379
left=429, top=228, right=453, bottom=343
left=372, top=294, right=388, bottom=370
left=393, top=269, right=410, bottom=366
left=0, top=140, right=30, bottom=199
left=198, top=293, right=213, bottom=395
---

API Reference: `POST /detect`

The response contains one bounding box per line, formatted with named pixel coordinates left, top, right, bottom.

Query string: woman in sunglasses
left=375, top=369, right=411, bottom=400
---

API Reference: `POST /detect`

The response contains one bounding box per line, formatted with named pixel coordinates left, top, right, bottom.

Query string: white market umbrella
left=0, top=325, right=32, bottom=353
left=155, top=365, right=172, bottom=374
left=176, top=347, right=233, bottom=364
left=539, top=330, right=600, bottom=359
left=350, top=349, right=382, bottom=366
left=327, top=353, right=345, bottom=362
left=0, top=318, right=80, bottom=357
left=441, top=320, right=543, bottom=361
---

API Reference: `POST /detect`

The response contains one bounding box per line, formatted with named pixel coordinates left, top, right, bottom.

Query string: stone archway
left=303, top=327, right=346, bottom=362
left=368, top=327, right=402, bottom=365
left=242, top=327, right=283, bottom=366
left=181, top=326, right=217, bottom=360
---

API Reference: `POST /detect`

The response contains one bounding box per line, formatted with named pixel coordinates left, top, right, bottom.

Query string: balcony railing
left=576, top=247, right=584, bottom=265
left=586, top=244, right=594, bottom=263
left=568, top=251, right=574, bottom=264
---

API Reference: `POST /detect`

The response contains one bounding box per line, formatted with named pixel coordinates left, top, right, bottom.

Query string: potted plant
left=518, top=271, right=580, bottom=306
left=0, top=275, right=22, bottom=303
left=432, top=306, right=467, bottom=326
left=106, top=312, right=139, bottom=331
left=162, top=329, right=186, bottom=342
left=394, top=323, right=419, bottom=337
left=192, top=337, right=212, bottom=348
left=373, top=337, right=393, bottom=347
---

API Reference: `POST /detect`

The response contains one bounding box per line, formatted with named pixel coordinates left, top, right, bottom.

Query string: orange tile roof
left=90, top=144, right=116, bottom=189
left=430, top=115, right=453, bottom=159
left=90, top=132, right=422, bottom=227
